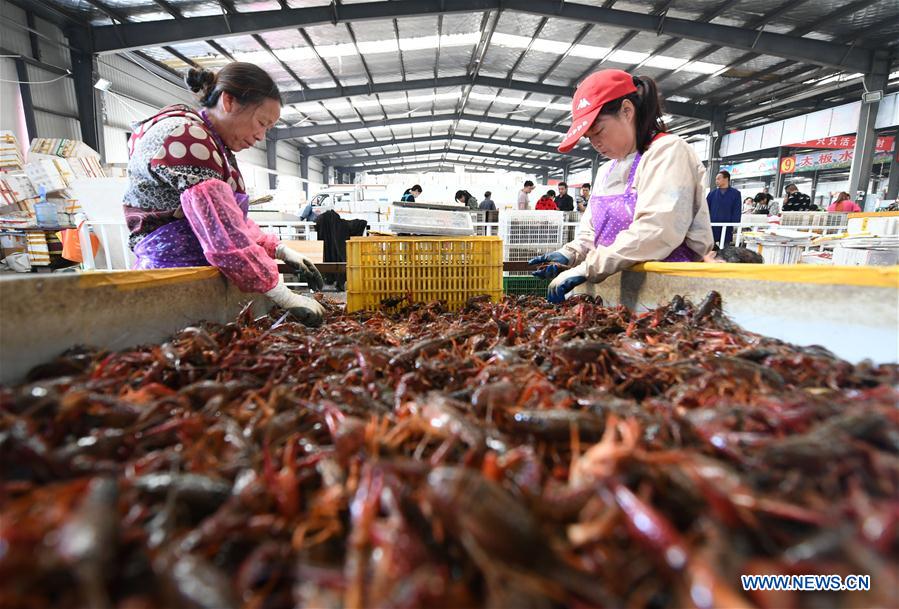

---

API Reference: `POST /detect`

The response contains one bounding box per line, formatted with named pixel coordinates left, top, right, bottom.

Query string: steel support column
left=563, top=163, right=570, bottom=183
left=707, top=106, right=727, bottom=191
left=26, top=11, right=41, bottom=61
left=590, top=153, right=600, bottom=185
left=70, top=49, right=105, bottom=160
left=14, top=59, right=37, bottom=140
left=774, top=147, right=785, bottom=196
left=266, top=138, right=277, bottom=189
left=886, top=138, right=899, bottom=200
left=847, top=51, right=891, bottom=207
left=299, top=146, right=310, bottom=199
left=810, top=170, right=819, bottom=206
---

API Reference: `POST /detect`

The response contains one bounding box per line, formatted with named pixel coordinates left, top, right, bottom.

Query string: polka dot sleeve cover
left=180, top=179, right=280, bottom=294
left=149, top=121, right=228, bottom=192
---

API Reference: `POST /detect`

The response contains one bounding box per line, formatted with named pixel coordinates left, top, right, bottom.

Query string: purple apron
left=133, top=110, right=248, bottom=269
left=590, top=149, right=695, bottom=262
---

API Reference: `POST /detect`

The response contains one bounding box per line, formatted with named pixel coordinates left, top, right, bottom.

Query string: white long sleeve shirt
left=558, top=134, right=714, bottom=283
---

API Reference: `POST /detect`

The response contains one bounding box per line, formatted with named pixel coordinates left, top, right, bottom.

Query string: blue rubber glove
left=547, top=267, right=586, bottom=303
left=528, top=251, right=570, bottom=280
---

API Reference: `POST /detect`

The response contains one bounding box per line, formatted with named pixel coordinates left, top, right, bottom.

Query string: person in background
left=742, top=197, right=755, bottom=214
left=555, top=182, right=574, bottom=211
left=536, top=189, right=559, bottom=210
left=576, top=183, right=591, bottom=212
left=455, top=190, right=478, bottom=209
left=479, top=191, right=496, bottom=211
left=781, top=183, right=818, bottom=211
left=122, top=63, right=324, bottom=326
left=518, top=180, right=535, bottom=210
left=752, top=192, right=778, bottom=216
left=706, top=170, right=741, bottom=245
left=300, top=200, right=315, bottom=221
left=827, top=191, right=862, bottom=213
left=401, top=185, right=422, bottom=202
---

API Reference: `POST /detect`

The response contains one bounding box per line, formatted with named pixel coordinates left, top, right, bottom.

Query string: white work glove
left=265, top=280, right=325, bottom=327
left=547, top=266, right=587, bottom=303
left=275, top=243, right=324, bottom=292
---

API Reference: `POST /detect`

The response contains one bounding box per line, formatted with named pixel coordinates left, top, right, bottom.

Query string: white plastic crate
left=499, top=210, right=565, bottom=246
left=498, top=210, right=566, bottom=248
left=499, top=210, right=567, bottom=276
left=781, top=211, right=848, bottom=228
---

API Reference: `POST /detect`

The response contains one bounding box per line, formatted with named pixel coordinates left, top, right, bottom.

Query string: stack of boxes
left=0, top=131, right=24, bottom=171
left=0, top=133, right=106, bottom=266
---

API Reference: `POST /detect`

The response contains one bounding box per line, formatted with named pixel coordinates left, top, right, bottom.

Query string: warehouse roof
left=23, top=0, right=899, bottom=175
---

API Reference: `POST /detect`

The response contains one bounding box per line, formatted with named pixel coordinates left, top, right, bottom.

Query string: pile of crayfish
left=2, top=292, right=897, bottom=609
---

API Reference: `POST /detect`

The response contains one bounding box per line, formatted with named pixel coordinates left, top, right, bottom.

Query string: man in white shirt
left=518, top=180, right=535, bottom=210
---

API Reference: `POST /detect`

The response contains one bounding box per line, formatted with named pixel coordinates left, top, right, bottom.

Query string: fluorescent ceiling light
left=644, top=55, right=688, bottom=70
left=684, top=61, right=726, bottom=75
left=607, top=50, right=648, bottom=64
left=469, top=92, right=569, bottom=112
left=491, top=32, right=534, bottom=50
left=802, top=72, right=863, bottom=87
left=569, top=43, right=612, bottom=60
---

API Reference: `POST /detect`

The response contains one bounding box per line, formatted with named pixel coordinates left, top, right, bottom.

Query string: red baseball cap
left=558, top=69, right=638, bottom=153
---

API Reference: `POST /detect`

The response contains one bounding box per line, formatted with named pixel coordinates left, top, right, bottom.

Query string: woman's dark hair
left=546, top=190, right=556, bottom=197
left=597, top=75, right=667, bottom=153
left=835, top=191, right=850, bottom=202
left=186, top=63, right=282, bottom=109
left=754, top=192, right=772, bottom=204
left=455, top=190, right=467, bottom=202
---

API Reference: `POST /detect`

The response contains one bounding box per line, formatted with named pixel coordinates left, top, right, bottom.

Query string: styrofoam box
left=388, top=205, right=474, bottom=236
left=832, top=246, right=898, bottom=266
left=847, top=216, right=899, bottom=236
left=749, top=243, right=804, bottom=265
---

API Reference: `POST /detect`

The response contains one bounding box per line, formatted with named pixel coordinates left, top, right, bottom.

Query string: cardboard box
left=278, top=240, right=324, bottom=263
left=4, top=174, right=37, bottom=202
left=29, top=138, right=100, bottom=159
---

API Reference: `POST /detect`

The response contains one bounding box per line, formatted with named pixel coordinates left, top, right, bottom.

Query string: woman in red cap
left=529, top=69, right=713, bottom=302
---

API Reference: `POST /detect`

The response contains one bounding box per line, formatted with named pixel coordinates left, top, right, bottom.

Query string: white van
left=306, top=185, right=391, bottom=226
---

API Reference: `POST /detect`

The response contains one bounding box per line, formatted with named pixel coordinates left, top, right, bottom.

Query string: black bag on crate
left=314, top=210, right=368, bottom=291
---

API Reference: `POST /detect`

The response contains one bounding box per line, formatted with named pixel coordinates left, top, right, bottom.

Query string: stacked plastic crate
left=781, top=211, right=849, bottom=228
left=498, top=210, right=566, bottom=295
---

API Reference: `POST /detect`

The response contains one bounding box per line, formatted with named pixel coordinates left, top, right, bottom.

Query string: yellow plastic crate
left=346, top=236, right=503, bottom=312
